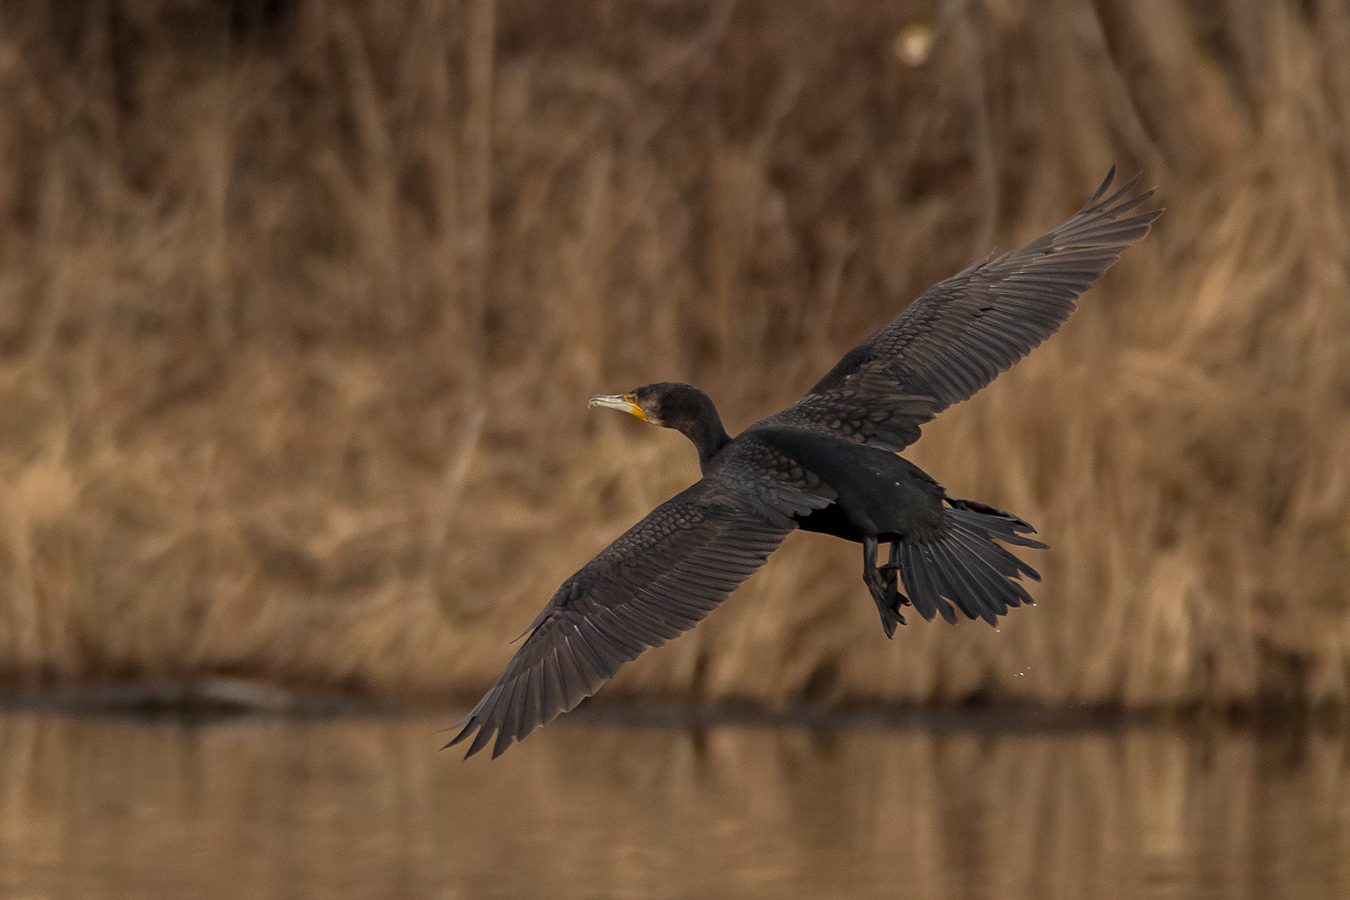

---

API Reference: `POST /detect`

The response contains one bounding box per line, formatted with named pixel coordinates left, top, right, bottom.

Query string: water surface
left=0, top=710, right=1345, bottom=899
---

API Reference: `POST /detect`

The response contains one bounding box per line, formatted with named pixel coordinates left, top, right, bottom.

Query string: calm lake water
left=0, top=708, right=1346, bottom=899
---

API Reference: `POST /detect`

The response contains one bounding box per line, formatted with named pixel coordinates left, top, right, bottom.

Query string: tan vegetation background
left=0, top=0, right=1344, bottom=712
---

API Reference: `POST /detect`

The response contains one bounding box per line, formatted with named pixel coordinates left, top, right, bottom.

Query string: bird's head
left=589, top=382, right=730, bottom=470
left=588, top=382, right=694, bottom=427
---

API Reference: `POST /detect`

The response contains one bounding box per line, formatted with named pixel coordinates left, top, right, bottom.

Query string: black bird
left=449, top=170, right=1159, bottom=758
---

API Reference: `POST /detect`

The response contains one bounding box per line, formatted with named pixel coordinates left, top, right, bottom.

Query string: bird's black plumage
left=449, top=169, right=1160, bottom=757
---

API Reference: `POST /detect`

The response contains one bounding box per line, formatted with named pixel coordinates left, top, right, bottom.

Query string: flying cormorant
left=449, top=170, right=1159, bottom=758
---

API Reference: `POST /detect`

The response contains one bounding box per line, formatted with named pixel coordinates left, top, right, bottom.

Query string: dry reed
left=0, top=0, right=1344, bottom=711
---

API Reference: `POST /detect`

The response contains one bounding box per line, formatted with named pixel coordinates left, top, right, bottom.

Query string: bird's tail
left=892, top=498, right=1046, bottom=626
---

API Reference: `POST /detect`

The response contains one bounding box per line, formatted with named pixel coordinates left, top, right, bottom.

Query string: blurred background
left=0, top=0, right=1344, bottom=713
left=1, top=1, right=1349, bottom=898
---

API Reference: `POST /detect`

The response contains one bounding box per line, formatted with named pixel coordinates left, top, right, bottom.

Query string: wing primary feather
left=492, top=674, right=528, bottom=755
left=467, top=679, right=511, bottom=758
left=564, top=629, right=608, bottom=689
left=558, top=636, right=601, bottom=703
left=575, top=617, right=626, bottom=676
left=541, top=649, right=569, bottom=721
left=517, top=667, right=544, bottom=743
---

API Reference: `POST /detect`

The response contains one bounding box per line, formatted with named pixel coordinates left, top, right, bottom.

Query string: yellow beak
left=588, top=393, right=647, bottom=421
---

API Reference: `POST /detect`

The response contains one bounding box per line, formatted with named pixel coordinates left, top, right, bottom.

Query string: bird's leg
left=881, top=541, right=911, bottom=609
left=863, top=536, right=906, bottom=638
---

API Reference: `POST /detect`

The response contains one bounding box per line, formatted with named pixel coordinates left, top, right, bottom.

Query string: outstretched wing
left=446, top=478, right=794, bottom=758
left=759, top=169, right=1160, bottom=451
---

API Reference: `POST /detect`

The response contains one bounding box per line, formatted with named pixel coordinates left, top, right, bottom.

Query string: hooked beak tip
left=588, top=393, right=646, bottom=421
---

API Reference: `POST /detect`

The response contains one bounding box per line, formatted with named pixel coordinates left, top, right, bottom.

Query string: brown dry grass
left=0, top=0, right=1345, bottom=710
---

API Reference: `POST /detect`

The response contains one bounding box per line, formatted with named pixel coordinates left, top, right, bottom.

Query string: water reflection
left=0, top=710, right=1345, bottom=899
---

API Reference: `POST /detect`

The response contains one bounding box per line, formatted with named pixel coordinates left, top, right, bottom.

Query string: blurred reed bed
left=0, top=0, right=1344, bottom=711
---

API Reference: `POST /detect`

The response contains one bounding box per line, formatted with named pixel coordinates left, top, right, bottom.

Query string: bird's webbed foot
left=863, top=536, right=908, bottom=638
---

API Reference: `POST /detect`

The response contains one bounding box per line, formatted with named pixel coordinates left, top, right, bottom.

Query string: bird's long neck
left=674, top=392, right=731, bottom=473
left=688, top=417, right=731, bottom=474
